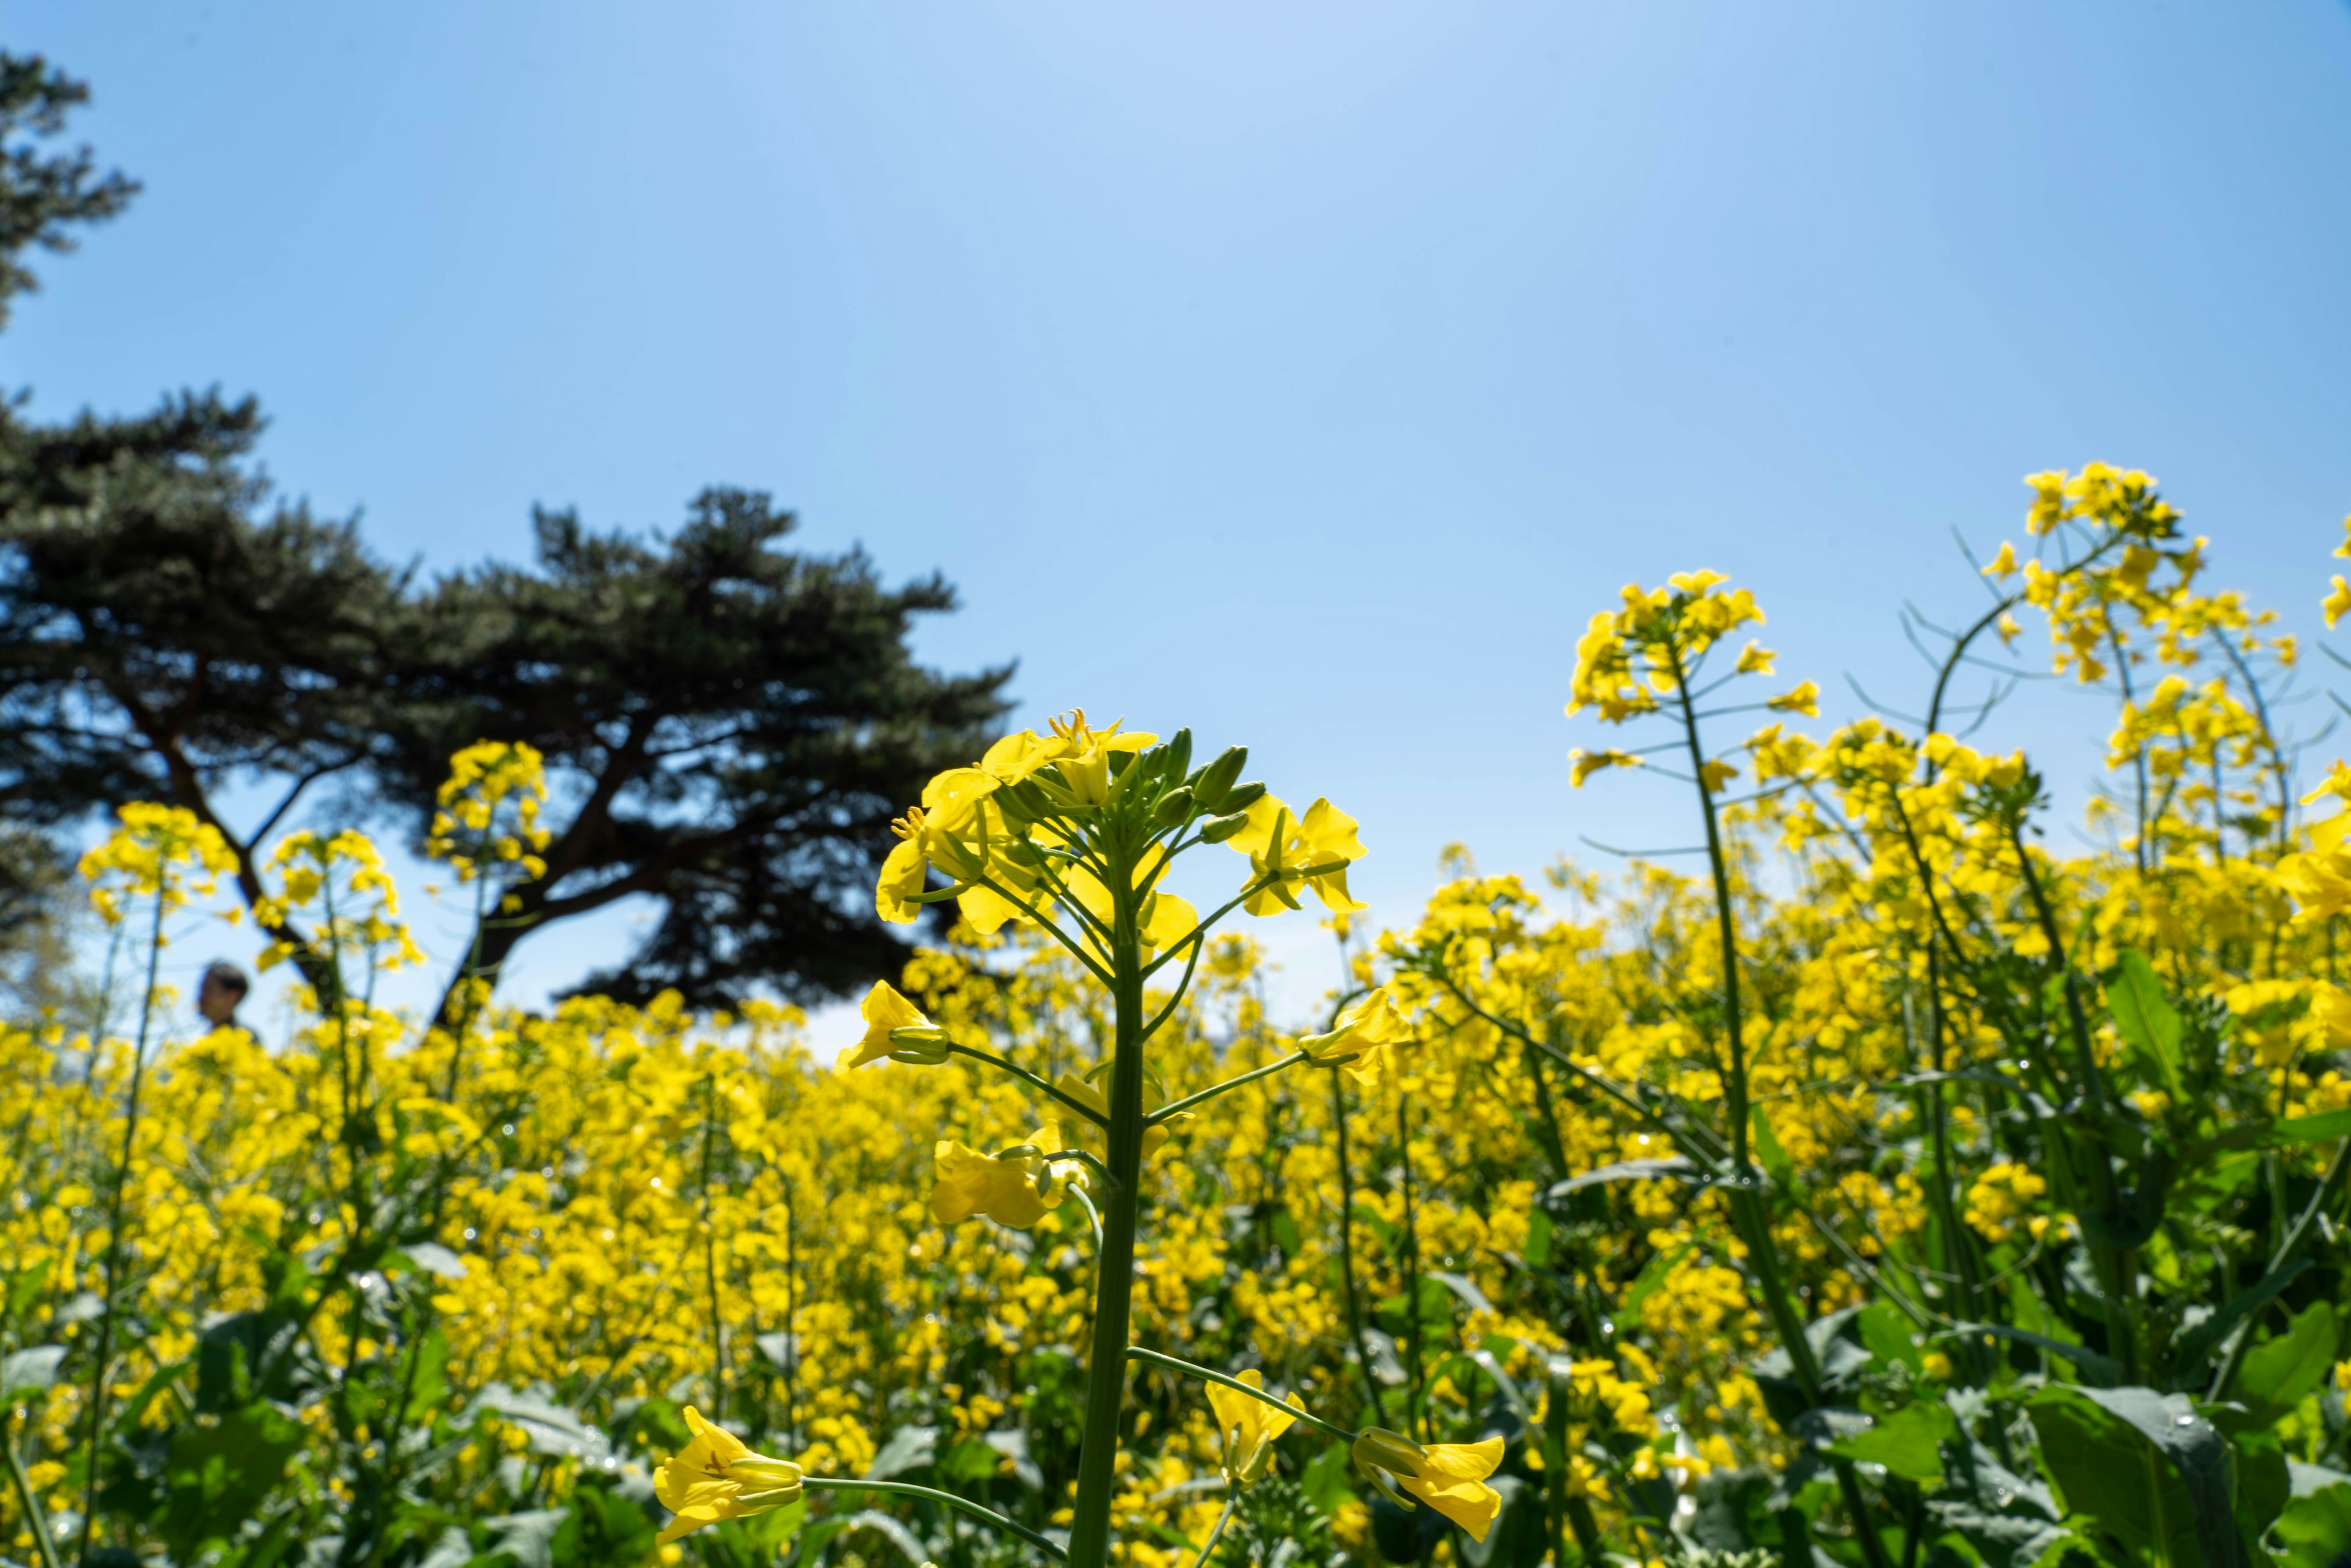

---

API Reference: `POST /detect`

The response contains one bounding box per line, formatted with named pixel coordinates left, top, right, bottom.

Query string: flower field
left=12, top=463, right=2351, bottom=1568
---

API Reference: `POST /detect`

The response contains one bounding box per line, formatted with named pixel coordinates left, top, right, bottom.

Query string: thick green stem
left=1065, top=864, right=1147, bottom=1568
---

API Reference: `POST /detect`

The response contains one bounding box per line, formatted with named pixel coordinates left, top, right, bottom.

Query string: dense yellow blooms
left=17, top=464, right=2351, bottom=1568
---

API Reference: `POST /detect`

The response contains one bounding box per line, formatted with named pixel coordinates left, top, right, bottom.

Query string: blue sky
left=12, top=1, right=2351, bottom=1023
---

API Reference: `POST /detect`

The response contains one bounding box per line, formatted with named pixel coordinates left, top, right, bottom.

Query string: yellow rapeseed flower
left=1228, top=795, right=1367, bottom=917
left=1204, top=1370, right=1302, bottom=1487
left=1351, top=1429, right=1506, bottom=1542
left=653, top=1406, right=803, bottom=1544
left=838, top=980, right=942, bottom=1070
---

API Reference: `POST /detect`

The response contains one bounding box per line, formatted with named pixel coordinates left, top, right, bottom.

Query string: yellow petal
left=1141, top=892, right=1199, bottom=951
left=838, top=980, right=927, bottom=1070
left=921, top=767, right=1000, bottom=828
left=1296, top=798, right=1366, bottom=863
left=930, top=1141, right=996, bottom=1223
left=1225, top=795, right=1292, bottom=858
left=876, top=836, right=927, bottom=925
left=1399, top=1472, right=1502, bottom=1542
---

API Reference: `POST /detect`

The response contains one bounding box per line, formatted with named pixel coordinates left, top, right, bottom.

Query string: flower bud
left=1220, top=780, right=1266, bottom=813
left=1003, top=779, right=1054, bottom=820
left=1163, top=728, right=1193, bottom=782
left=1191, top=746, right=1248, bottom=811
left=1199, top=811, right=1251, bottom=844
left=1150, top=787, right=1194, bottom=830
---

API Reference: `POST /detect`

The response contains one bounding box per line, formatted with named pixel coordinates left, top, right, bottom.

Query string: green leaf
left=5, top=1257, right=51, bottom=1323
left=1750, top=1106, right=1799, bottom=1198
left=2168, top=1258, right=2314, bottom=1378
left=404, top=1328, right=452, bottom=1425
left=1523, top=1206, right=1553, bottom=1270
left=160, top=1403, right=306, bottom=1555
left=1299, top=1440, right=1357, bottom=1517
left=2272, top=1481, right=2351, bottom=1568
left=0, top=1343, right=63, bottom=1401
left=2107, top=950, right=2185, bottom=1100
left=1944, top=1322, right=2121, bottom=1386
left=1544, top=1156, right=1704, bottom=1196
left=2028, top=1385, right=2242, bottom=1568
left=1823, top=1401, right=1956, bottom=1481
left=1624, top=1237, right=1698, bottom=1322
left=939, top=1438, right=998, bottom=1484
left=2236, top=1300, right=2339, bottom=1422
left=1856, top=1302, right=1922, bottom=1373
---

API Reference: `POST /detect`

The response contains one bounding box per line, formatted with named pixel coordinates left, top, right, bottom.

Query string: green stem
left=945, top=1043, right=1112, bottom=1129
left=77, top=883, right=166, bottom=1566
left=1124, top=1348, right=1358, bottom=1444
left=2209, top=1138, right=2351, bottom=1400
left=1065, top=861, right=1148, bottom=1568
left=803, top=1477, right=1067, bottom=1560
left=1398, top=1091, right=1425, bottom=1441
left=1152, top=1051, right=1311, bottom=1123
left=6, top=1416, right=62, bottom=1568
left=699, top=1071, right=727, bottom=1416
left=1190, top=1495, right=1237, bottom=1568
left=1330, top=1067, right=1385, bottom=1420
left=1667, top=647, right=1893, bottom=1568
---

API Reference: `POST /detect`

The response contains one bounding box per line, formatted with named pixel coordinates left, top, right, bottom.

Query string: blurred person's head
left=197, top=961, right=249, bottom=1027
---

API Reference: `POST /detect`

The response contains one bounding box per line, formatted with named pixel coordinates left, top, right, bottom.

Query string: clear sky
left=11, top=2, right=2351, bottom=1022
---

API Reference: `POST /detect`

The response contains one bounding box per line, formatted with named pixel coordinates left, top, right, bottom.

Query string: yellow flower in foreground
left=653, top=1406, right=803, bottom=1545
left=838, top=980, right=943, bottom=1070
left=1206, top=1370, right=1302, bottom=1487
left=1229, top=795, right=1367, bottom=916
left=1352, top=1429, right=1505, bottom=1542
left=1298, top=988, right=1414, bottom=1091
left=931, top=1136, right=1069, bottom=1228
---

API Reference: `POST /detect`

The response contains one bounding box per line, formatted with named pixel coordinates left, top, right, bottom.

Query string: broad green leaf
left=161, top=1403, right=306, bottom=1555
left=2272, top=1482, right=2351, bottom=1568
left=1299, top=1440, right=1357, bottom=1515
left=2236, top=1300, right=2340, bottom=1422
left=2107, top=949, right=2185, bottom=1100
left=2029, top=1385, right=2242, bottom=1568
left=1856, top=1302, right=1922, bottom=1373
left=1823, top=1401, right=1955, bottom=1481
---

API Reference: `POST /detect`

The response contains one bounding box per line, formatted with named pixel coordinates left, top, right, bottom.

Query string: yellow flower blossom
left=1228, top=795, right=1367, bottom=916
left=1352, top=1429, right=1505, bottom=1542
left=1204, top=1370, right=1302, bottom=1487
left=653, top=1406, right=804, bottom=1544
left=838, top=980, right=942, bottom=1070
